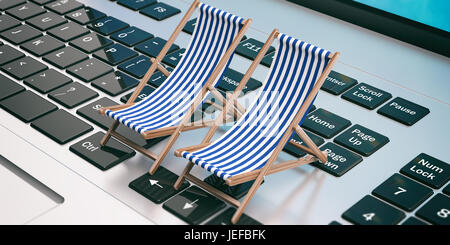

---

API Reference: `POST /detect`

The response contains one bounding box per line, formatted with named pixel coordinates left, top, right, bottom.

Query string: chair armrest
left=174, top=143, right=211, bottom=157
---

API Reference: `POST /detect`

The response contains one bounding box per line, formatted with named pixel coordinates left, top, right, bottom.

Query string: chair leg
left=100, top=121, right=119, bottom=146
left=231, top=176, right=264, bottom=224
left=174, top=162, right=195, bottom=190
left=148, top=131, right=182, bottom=175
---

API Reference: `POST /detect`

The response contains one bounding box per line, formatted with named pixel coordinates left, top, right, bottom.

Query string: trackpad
left=0, top=155, right=64, bottom=224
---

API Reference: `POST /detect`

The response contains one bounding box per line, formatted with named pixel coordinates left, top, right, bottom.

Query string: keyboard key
left=342, top=83, right=392, bottom=110
left=118, top=55, right=152, bottom=78
left=120, top=85, right=155, bottom=103
left=146, top=71, right=168, bottom=88
left=400, top=153, right=449, bottom=189
left=162, top=48, right=184, bottom=67
left=111, top=26, right=153, bottom=47
left=43, top=46, right=88, bottom=69
left=2, top=56, right=47, bottom=80
left=0, top=90, right=57, bottom=122
left=115, top=124, right=166, bottom=149
left=0, top=0, right=26, bottom=11
left=30, top=0, right=54, bottom=5
left=26, top=11, right=67, bottom=31
left=66, top=58, right=113, bottom=82
left=47, top=21, right=89, bottom=42
left=69, top=33, right=113, bottom=53
left=129, top=167, right=190, bottom=204
left=205, top=207, right=263, bottom=225
left=20, top=35, right=65, bottom=56
left=163, top=186, right=226, bottom=225
left=416, top=194, right=450, bottom=225
left=140, top=2, right=181, bottom=21
left=321, top=71, right=358, bottom=95
left=0, top=24, right=42, bottom=45
left=0, top=44, right=25, bottom=65
left=204, top=174, right=260, bottom=200
left=372, top=173, right=433, bottom=211
left=261, top=51, right=275, bottom=67
left=218, top=68, right=262, bottom=95
left=236, top=38, right=275, bottom=60
left=6, top=2, right=46, bottom=20
left=401, top=217, right=429, bottom=225
left=24, top=69, right=72, bottom=93
left=328, top=221, right=342, bottom=225
left=31, top=109, right=93, bottom=144
left=302, top=109, right=352, bottom=139
left=377, top=97, right=430, bottom=126
left=0, top=14, right=21, bottom=32
left=48, top=82, right=98, bottom=109
left=334, top=124, right=389, bottom=156
left=93, top=43, right=138, bottom=66
left=182, top=18, right=197, bottom=35
left=342, top=195, right=405, bottom=225
left=311, top=142, right=363, bottom=177
left=65, top=7, right=106, bottom=25
left=444, top=183, right=450, bottom=195
left=45, top=0, right=84, bottom=15
left=117, top=0, right=157, bottom=11
left=284, top=131, right=324, bottom=158
left=135, top=37, right=179, bottom=58
left=88, top=16, right=129, bottom=36
left=70, top=132, right=135, bottom=171
left=91, top=71, right=139, bottom=96
left=76, top=97, right=117, bottom=130
left=0, top=73, right=25, bottom=100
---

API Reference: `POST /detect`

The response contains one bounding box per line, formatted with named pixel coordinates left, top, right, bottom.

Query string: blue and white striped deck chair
left=174, top=30, right=340, bottom=224
left=99, top=0, right=251, bottom=174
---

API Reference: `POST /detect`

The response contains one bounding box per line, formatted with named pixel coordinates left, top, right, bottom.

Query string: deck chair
left=98, top=0, right=251, bottom=174
left=173, top=29, right=340, bottom=224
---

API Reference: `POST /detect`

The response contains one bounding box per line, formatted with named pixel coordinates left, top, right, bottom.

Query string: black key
left=117, top=0, right=157, bottom=11
left=401, top=217, right=429, bottom=225
left=218, top=68, right=262, bottom=95
left=66, top=58, right=113, bottom=82
left=43, top=46, right=88, bottom=69
left=31, top=0, right=54, bottom=5
left=0, top=24, right=42, bottom=45
left=26, top=11, right=68, bottom=31
left=0, top=73, right=25, bottom=100
left=20, top=35, right=65, bottom=56
left=6, top=2, right=46, bottom=20
left=24, top=69, right=72, bottom=93
left=312, top=142, right=363, bottom=177
left=45, top=0, right=84, bottom=15
left=261, top=51, right=275, bottom=67
left=129, top=167, right=190, bottom=204
left=400, top=153, right=449, bottom=189
left=76, top=97, right=117, bottom=130
left=162, top=48, right=184, bottom=67
left=334, top=124, right=389, bottom=156
left=182, top=18, right=197, bottom=35
left=48, top=82, right=98, bottom=109
left=47, top=21, right=89, bottom=42
left=0, top=14, right=21, bottom=32
left=0, top=44, right=25, bottom=65
left=236, top=38, right=275, bottom=60
left=88, top=16, right=129, bottom=36
left=301, top=108, right=351, bottom=139
left=416, top=194, right=450, bottom=225
left=163, top=186, right=226, bottom=225
left=341, top=83, right=392, bottom=110
left=65, top=7, right=106, bottom=25
left=70, top=132, right=136, bottom=171
left=204, top=174, right=261, bottom=200
left=140, top=2, right=181, bottom=21
left=146, top=71, right=168, bottom=88
left=91, top=71, right=139, bottom=96
left=111, top=26, right=154, bottom=47
left=118, top=55, right=152, bottom=78
left=321, top=71, right=358, bottom=95
left=31, top=109, right=93, bottom=144
left=69, top=33, right=113, bottom=53
left=115, top=124, right=166, bottom=149
left=135, top=37, right=179, bottom=58
left=444, top=183, right=450, bottom=196
left=120, top=85, right=154, bottom=103
left=93, top=43, right=138, bottom=66
left=328, top=221, right=342, bottom=225
left=377, top=97, right=430, bottom=126
left=0, top=90, right=57, bottom=122
left=205, top=208, right=262, bottom=225
left=0, top=0, right=26, bottom=11
left=1, top=56, right=47, bottom=80
left=372, top=173, right=433, bottom=211
left=284, top=131, right=324, bottom=158
left=342, top=195, right=405, bottom=225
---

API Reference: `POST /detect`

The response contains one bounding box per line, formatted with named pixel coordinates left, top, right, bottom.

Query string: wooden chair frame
left=173, top=29, right=340, bottom=224
left=98, top=0, right=252, bottom=175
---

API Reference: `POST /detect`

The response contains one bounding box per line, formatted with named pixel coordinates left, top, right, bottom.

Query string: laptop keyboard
left=0, top=0, right=445, bottom=225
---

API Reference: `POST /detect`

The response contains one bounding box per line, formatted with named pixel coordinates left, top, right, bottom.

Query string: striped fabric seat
left=105, top=3, right=244, bottom=134
left=181, top=33, right=331, bottom=180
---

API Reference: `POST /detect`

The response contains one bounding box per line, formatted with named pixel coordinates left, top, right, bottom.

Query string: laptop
left=0, top=0, right=448, bottom=225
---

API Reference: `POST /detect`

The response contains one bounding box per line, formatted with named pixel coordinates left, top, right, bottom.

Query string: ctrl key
left=416, top=194, right=450, bottom=225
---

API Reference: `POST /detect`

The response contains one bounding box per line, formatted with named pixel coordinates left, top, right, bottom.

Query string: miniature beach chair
left=99, top=0, right=251, bottom=174
left=173, top=29, right=340, bottom=223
